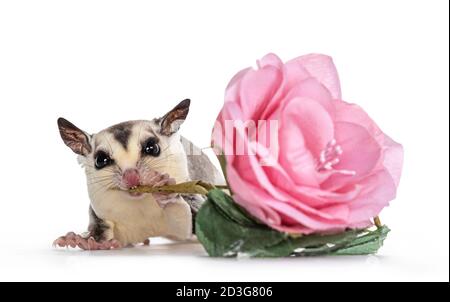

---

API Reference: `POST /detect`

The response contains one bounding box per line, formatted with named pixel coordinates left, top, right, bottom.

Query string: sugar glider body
left=55, top=99, right=222, bottom=250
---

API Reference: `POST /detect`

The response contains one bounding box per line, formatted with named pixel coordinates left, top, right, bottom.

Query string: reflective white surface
left=0, top=0, right=448, bottom=281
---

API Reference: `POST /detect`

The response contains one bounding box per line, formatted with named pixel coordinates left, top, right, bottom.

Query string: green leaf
left=247, top=237, right=301, bottom=257
left=195, top=189, right=390, bottom=257
left=195, top=195, right=286, bottom=257
left=207, top=189, right=259, bottom=227
left=251, top=230, right=360, bottom=257
left=331, top=226, right=390, bottom=255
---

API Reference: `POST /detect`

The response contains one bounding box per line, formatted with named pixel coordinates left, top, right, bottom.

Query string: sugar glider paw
left=53, top=232, right=122, bottom=250
left=142, top=170, right=176, bottom=187
left=144, top=173, right=179, bottom=208
left=154, top=194, right=180, bottom=208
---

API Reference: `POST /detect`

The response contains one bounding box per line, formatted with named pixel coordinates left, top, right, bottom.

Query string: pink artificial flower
left=212, top=53, right=403, bottom=234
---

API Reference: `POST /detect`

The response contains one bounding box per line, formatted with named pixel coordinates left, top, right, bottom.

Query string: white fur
left=90, top=192, right=192, bottom=245
left=83, top=121, right=193, bottom=245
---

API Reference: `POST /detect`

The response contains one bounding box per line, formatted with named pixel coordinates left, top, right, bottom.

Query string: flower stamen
left=317, top=139, right=356, bottom=176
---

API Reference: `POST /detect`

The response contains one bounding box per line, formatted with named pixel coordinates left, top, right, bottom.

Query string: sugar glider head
left=57, top=99, right=191, bottom=200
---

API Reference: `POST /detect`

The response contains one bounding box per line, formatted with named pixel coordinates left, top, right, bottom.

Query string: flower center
left=316, top=139, right=356, bottom=176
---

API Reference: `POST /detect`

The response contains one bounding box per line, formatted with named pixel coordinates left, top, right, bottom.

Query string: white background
left=0, top=0, right=448, bottom=281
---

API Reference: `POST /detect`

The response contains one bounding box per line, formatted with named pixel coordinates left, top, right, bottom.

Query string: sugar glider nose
left=122, top=169, right=140, bottom=188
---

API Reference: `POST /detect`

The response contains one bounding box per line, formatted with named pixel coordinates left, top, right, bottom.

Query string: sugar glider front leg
left=158, top=195, right=194, bottom=240
left=53, top=207, right=122, bottom=250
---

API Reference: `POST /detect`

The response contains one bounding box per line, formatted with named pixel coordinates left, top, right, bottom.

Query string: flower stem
left=214, top=184, right=229, bottom=190
left=127, top=181, right=227, bottom=195
left=216, top=152, right=233, bottom=195
left=374, top=216, right=382, bottom=228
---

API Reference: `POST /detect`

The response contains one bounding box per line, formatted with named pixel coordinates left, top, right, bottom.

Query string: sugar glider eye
left=143, top=137, right=160, bottom=157
left=94, top=151, right=113, bottom=169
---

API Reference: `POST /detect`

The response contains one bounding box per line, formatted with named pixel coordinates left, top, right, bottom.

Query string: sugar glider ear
left=57, top=117, right=92, bottom=156
left=159, top=99, right=190, bottom=136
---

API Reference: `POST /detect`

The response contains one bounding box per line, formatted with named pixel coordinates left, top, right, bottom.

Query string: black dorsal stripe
left=107, top=121, right=134, bottom=150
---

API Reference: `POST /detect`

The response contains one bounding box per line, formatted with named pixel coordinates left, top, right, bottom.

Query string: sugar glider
left=54, top=99, right=223, bottom=250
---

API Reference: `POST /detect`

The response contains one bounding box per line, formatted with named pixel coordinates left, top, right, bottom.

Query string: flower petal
left=259, top=56, right=310, bottom=120
left=225, top=67, right=252, bottom=103
left=260, top=148, right=363, bottom=206
left=226, top=164, right=282, bottom=226
left=347, top=169, right=397, bottom=226
left=281, top=96, right=334, bottom=159
left=334, top=100, right=383, bottom=144
left=287, top=54, right=341, bottom=99
left=265, top=201, right=347, bottom=232
left=321, top=122, right=382, bottom=191
left=239, top=65, right=281, bottom=120
left=212, top=101, right=244, bottom=155
left=283, top=77, right=335, bottom=117
left=382, top=134, right=404, bottom=188
left=257, top=53, right=283, bottom=69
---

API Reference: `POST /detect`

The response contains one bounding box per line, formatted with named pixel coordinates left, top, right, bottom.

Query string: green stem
left=127, top=180, right=227, bottom=196
left=216, top=152, right=233, bottom=195
left=374, top=216, right=382, bottom=228
left=214, top=184, right=229, bottom=190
